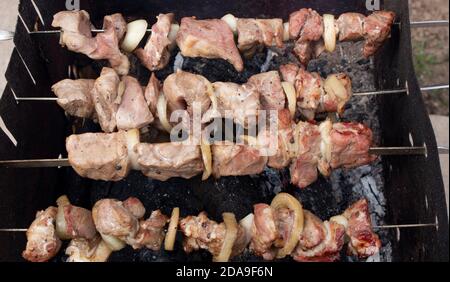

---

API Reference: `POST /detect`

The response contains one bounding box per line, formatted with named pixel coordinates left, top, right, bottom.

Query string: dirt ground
left=410, top=0, right=449, bottom=116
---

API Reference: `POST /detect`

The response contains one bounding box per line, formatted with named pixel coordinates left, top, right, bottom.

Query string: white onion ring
left=213, top=213, right=238, bottom=262
left=282, top=81, right=297, bottom=117
left=270, top=193, right=304, bottom=258
left=323, top=14, right=336, bottom=52
left=125, top=129, right=141, bottom=170
left=156, top=92, right=172, bottom=133
left=221, top=14, right=237, bottom=34
left=239, top=213, right=254, bottom=247
left=164, top=207, right=180, bottom=251
left=168, top=24, right=180, bottom=50
left=121, top=20, right=148, bottom=53
left=330, top=215, right=349, bottom=229
left=200, top=137, right=213, bottom=181
left=324, top=75, right=347, bottom=100
left=56, top=195, right=71, bottom=240
left=283, top=22, right=290, bottom=41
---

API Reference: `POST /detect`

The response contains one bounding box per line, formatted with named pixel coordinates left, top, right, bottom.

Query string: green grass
left=413, top=40, right=439, bottom=79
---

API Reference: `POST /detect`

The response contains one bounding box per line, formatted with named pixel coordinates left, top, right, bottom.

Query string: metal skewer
left=0, top=223, right=438, bottom=233
left=0, top=146, right=444, bottom=169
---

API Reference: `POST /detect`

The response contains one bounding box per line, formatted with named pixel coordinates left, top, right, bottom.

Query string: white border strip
left=15, top=47, right=37, bottom=85
left=30, top=0, right=45, bottom=26
left=18, top=12, right=31, bottom=34
left=0, top=115, right=18, bottom=147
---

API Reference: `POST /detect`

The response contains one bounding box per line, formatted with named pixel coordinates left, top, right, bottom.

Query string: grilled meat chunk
left=144, top=73, right=161, bottom=116
left=212, top=82, right=260, bottom=128
left=320, top=73, right=353, bottom=114
left=180, top=212, right=226, bottom=257
left=163, top=70, right=212, bottom=115
left=123, top=197, right=146, bottom=219
left=247, top=71, right=285, bottom=110
left=57, top=199, right=97, bottom=240
left=66, top=131, right=130, bottom=181
left=51, top=79, right=95, bottom=118
left=52, top=11, right=129, bottom=75
left=290, top=121, right=322, bottom=188
left=279, top=63, right=300, bottom=84
left=22, top=207, right=62, bottom=262
left=92, top=198, right=140, bottom=240
left=66, top=235, right=112, bottom=262
left=258, top=109, right=294, bottom=169
left=250, top=204, right=278, bottom=260
left=212, top=141, right=267, bottom=178
left=128, top=210, right=168, bottom=251
left=177, top=17, right=244, bottom=72
left=343, top=199, right=381, bottom=258
left=329, top=122, right=377, bottom=169
left=135, top=142, right=204, bottom=181
left=136, top=13, right=175, bottom=71
left=337, top=13, right=365, bottom=41
left=116, top=76, right=154, bottom=130
left=92, top=67, right=121, bottom=133
left=295, top=68, right=324, bottom=118
left=237, top=18, right=284, bottom=56
left=363, top=11, right=396, bottom=57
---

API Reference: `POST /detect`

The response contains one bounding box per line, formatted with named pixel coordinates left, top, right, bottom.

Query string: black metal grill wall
left=0, top=0, right=448, bottom=261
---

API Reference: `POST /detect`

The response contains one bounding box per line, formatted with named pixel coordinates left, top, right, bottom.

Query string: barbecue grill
left=0, top=0, right=448, bottom=262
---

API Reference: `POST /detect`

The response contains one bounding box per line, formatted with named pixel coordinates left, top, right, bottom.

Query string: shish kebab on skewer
left=19, top=193, right=381, bottom=263
left=51, top=66, right=354, bottom=134
left=49, top=9, right=395, bottom=74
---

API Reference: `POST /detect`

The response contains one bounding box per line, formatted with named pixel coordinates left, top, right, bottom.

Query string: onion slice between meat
left=281, top=81, right=297, bottom=117
left=283, top=22, right=290, bottom=41
left=200, top=137, right=213, bottom=181
left=323, top=14, right=336, bottom=52
left=213, top=213, right=238, bottom=262
left=56, top=195, right=71, bottom=240
left=324, top=75, right=347, bottom=100
left=164, top=207, right=180, bottom=251
left=125, top=129, right=141, bottom=170
left=168, top=24, right=180, bottom=50
left=100, top=233, right=126, bottom=251
left=270, top=193, right=304, bottom=259
left=121, top=20, right=148, bottom=53
left=239, top=213, right=254, bottom=247
left=157, top=92, right=172, bottom=133
left=221, top=14, right=238, bottom=34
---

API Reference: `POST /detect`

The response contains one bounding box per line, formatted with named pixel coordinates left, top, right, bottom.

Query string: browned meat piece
left=247, top=71, right=286, bottom=110
left=163, top=71, right=212, bottom=115
left=258, top=109, right=294, bottom=169
left=135, top=142, right=204, bottom=181
left=52, top=11, right=97, bottom=56
left=136, top=14, right=175, bottom=71
left=290, top=8, right=323, bottom=41
left=180, top=212, right=226, bottom=257
left=129, top=210, right=168, bottom=251
left=123, top=197, right=146, bottom=219
left=293, top=220, right=345, bottom=262
left=290, top=121, right=322, bottom=189
left=51, top=79, right=95, bottom=118
left=66, top=131, right=130, bottom=181
left=211, top=141, right=267, bottom=178
left=250, top=204, right=278, bottom=260
left=92, top=198, right=140, bottom=240
left=295, top=68, right=324, bottom=117
left=343, top=199, right=381, bottom=258
left=52, top=11, right=129, bottom=75
left=273, top=208, right=294, bottom=248
left=144, top=73, right=161, bottom=116
left=177, top=17, right=244, bottom=72
left=22, top=207, right=62, bottom=262
left=103, top=13, right=127, bottom=42
left=329, top=123, right=377, bottom=169
left=116, top=76, right=154, bottom=130
left=66, top=235, right=112, bottom=262
left=237, top=18, right=283, bottom=56
left=212, top=82, right=260, bottom=128
left=337, top=13, right=365, bottom=41
left=298, top=210, right=326, bottom=250
left=92, top=67, right=121, bottom=133
left=279, top=63, right=300, bottom=84
left=293, top=40, right=313, bottom=66
left=363, top=11, right=396, bottom=57
left=319, top=73, right=353, bottom=114
left=59, top=202, right=97, bottom=240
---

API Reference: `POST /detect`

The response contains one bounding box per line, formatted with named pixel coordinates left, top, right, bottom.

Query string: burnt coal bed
left=0, top=0, right=448, bottom=262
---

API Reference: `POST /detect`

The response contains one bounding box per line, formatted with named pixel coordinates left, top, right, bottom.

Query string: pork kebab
left=52, top=65, right=354, bottom=134
left=51, top=9, right=395, bottom=73
left=22, top=193, right=380, bottom=263
left=65, top=110, right=376, bottom=189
